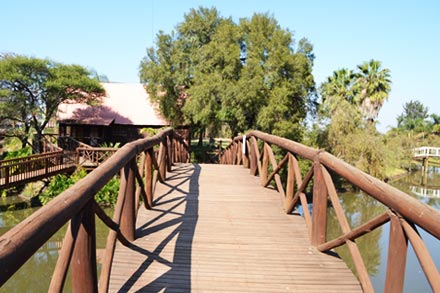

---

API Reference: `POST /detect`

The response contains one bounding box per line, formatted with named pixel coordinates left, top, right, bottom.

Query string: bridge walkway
left=109, top=163, right=361, bottom=292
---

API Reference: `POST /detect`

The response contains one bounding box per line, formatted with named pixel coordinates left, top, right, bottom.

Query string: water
left=0, top=196, right=112, bottom=292
left=326, top=168, right=440, bottom=292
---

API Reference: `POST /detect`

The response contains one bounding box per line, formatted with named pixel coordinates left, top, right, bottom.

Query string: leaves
left=140, top=7, right=316, bottom=140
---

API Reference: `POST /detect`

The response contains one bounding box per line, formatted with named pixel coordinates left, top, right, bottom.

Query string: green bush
left=39, top=168, right=120, bottom=206
left=3, top=146, right=32, bottom=160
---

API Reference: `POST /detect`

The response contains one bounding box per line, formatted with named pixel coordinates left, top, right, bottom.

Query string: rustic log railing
left=58, top=135, right=93, bottom=151
left=76, top=147, right=119, bottom=168
left=220, top=131, right=440, bottom=292
left=0, top=151, right=77, bottom=189
left=0, top=128, right=190, bottom=291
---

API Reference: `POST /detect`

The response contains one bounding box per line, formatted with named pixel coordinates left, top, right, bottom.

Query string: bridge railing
left=76, top=147, right=119, bottom=168
left=0, top=151, right=77, bottom=189
left=0, top=128, right=190, bottom=291
left=413, top=146, right=440, bottom=158
left=220, top=131, right=440, bottom=292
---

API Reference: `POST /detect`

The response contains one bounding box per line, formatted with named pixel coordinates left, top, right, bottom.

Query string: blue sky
left=2, top=0, right=439, bottom=132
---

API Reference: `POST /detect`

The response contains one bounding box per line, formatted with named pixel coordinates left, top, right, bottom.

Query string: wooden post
left=385, top=214, right=408, bottom=292
left=243, top=140, right=250, bottom=169
left=285, top=154, right=295, bottom=209
left=261, top=144, right=269, bottom=186
left=422, top=157, right=429, bottom=174
left=119, top=159, right=136, bottom=242
left=45, top=157, right=49, bottom=174
left=5, top=166, right=9, bottom=187
left=166, top=135, right=172, bottom=172
left=145, top=149, right=154, bottom=208
left=159, top=139, right=167, bottom=181
left=249, top=138, right=257, bottom=176
left=71, top=200, right=98, bottom=292
left=311, top=160, right=327, bottom=246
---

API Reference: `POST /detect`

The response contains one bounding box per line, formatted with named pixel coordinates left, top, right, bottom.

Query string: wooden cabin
left=56, top=83, right=169, bottom=147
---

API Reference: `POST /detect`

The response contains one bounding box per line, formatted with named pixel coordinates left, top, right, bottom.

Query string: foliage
left=141, top=127, right=165, bottom=137
left=0, top=54, right=104, bottom=152
left=396, top=100, right=430, bottom=133
left=94, top=177, right=120, bottom=207
left=355, top=60, right=391, bottom=122
left=140, top=7, right=316, bottom=141
left=316, top=59, right=394, bottom=179
left=320, top=59, right=391, bottom=124
left=2, top=145, right=32, bottom=160
left=39, top=169, right=119, bottom=206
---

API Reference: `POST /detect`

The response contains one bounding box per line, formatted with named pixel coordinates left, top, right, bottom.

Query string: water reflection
left=0, top=197, right=111, bottom=292
left=324, top=169, right=439, bottom=292
left=326, top=191, right=386, bottom=277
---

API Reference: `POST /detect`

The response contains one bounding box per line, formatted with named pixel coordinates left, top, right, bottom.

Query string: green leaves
left=140, top=7, right=315, bottom=140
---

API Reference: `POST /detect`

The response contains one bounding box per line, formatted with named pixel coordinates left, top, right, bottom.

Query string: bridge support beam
left=422, top=157, right=429, bottom=174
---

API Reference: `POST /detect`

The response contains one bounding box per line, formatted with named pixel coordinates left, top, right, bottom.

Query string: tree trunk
left=198, top=129, right=203, bottom=147
left=33, top=132, right=44, bottom=154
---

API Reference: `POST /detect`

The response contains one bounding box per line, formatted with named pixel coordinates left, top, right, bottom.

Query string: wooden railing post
left=159, top=138, right=167, bottom=181
left=243, top=139, right=250, bottom=168
left=260, top=144, right=269, bottom=186
left=71, top=200, right=97, bottom=292
left=285, top=154, right=295, bottom=207
left=119, top=158, right=136, bottom=242
left=311, top=159, right=327, bottom=246
left=4, top=166, right=9, bottom=186
left=45, top=157, right=49, bottom=174
left=145, top=149, right=154, bottom=208
left=385, top=214, right=408, bottom=292
left=249, top=137, right=257, bottom=176
left=166, top=135, right=172, bottom=172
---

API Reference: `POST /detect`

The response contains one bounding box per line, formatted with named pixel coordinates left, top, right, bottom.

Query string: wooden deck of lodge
left=109, top=163, right=361, bottom=292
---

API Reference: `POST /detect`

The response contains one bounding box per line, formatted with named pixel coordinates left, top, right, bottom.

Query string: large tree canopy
left=139, top=7, right=316, bottom=140
left=0, top=54, right=104, bottom=151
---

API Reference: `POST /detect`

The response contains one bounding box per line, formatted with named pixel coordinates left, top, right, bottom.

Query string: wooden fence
left=0, top=151, right=77, bottom=189
left=0, top=128, right=190, bottom=291
left=220, top=131, right=440, bottom=292
left=77, top=147, right=118, bottom=168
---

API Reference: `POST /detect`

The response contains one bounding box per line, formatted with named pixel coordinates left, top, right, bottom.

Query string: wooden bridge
left=413, top=146, right=440, bottom=159
left=0, top=151, right=77, bottom=190
left=0, top=129, right=439, bottom=292
left=0, top=138, right=117, bottom=190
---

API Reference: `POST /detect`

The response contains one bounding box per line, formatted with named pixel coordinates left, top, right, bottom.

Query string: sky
left=2, top=0, right=439, bottom=133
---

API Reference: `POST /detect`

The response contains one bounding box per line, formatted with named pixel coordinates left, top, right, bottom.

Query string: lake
left=0, top=169, right=439, bottom=292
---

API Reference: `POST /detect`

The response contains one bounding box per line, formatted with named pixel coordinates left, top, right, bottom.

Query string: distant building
left=56, top=82, right=169, bottom=146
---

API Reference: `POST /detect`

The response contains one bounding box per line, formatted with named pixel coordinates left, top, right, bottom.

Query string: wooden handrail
left=0, top=128, right=190, bottom=290
left=0, top=151, right=76, bottom=190
left=220, top=130, right=440, bottom=292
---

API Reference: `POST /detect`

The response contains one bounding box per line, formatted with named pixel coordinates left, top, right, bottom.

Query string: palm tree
left=355, top=59, right=391, bottom=123
left=320, top=68, right=356, bottom=115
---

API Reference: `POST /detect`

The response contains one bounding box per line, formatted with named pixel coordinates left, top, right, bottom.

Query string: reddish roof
left=57, top=83, right=168, bottom=126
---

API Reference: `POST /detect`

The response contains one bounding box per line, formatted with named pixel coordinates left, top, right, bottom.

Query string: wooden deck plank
left=109, top=163, right=361, bottom=292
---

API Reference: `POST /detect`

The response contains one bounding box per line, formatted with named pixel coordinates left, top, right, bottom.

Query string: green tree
left=320, top=68, right=356, bottom=117
left=140, top=7, right=316, bottom=142
left=397, top=100, right=429, bottom=132
left=317, top=60, right=393, bottom=179
left=355, top=59, right=391, bottom=123
left=240, top=13, right=316, bottom=140
left=431, top=113, right=440, bottom=134
left=0, top=54, right=104, bottom=152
